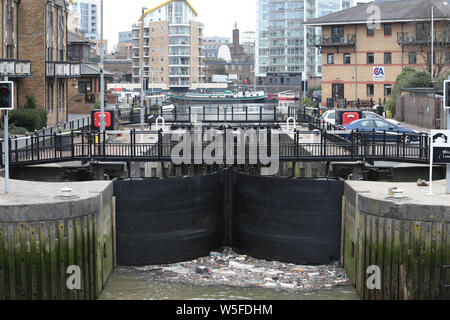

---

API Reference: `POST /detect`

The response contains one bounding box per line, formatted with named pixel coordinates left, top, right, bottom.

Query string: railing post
left=103, top=130, right=106, bottom=160
left=158, top=129, right=162, bottom=160
left=350, top=130, right=354, bottom=160
left=71, top=130, right=75, bottom=159
left=402, top=132, right=406, bottom=159
left=189, top=106, right=192, bottom=124
left=324, top=130, right=327, bottom=159
left=54, top=132, right=57, bottom=160
left=295, top=129, right=299, bottom=160
left=246, top=106, right=248, bottom=122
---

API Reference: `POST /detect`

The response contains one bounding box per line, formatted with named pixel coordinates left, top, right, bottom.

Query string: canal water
left=99, top=267, right=360, bottom=300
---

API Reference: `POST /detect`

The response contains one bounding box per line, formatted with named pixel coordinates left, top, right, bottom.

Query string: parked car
left=362, top=111, right=401, bottom=126
left=320, top=110, right=335, bottom=128
left=341, top=118, right=419, bottom=142
left=312, top=90, right=322, bottom=103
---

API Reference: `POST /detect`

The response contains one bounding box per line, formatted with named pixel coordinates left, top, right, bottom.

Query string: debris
left=417, top=178, right=429, bottom=187
left=195, top=266, right=210, bottom=274
left=141, top=247, right=348, bottom=293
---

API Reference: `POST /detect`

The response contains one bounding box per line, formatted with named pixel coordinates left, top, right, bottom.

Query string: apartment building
left=118, top=31, right=132, bottom=44
left=255, top=0, right=355, bottom=85
left=307, top=0, right=450, bottom=105
left=131, top=0, right=205, bottom=91
left=0, top=0, right=32, bottom=109
left=1, top=0, right=80, bottom=126
left=71, top=0, right=99, bottom=39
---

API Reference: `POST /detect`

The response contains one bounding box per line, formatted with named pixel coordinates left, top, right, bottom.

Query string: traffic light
left=0, top=81, right=13, bottom=110
left=444, top=80, right=450, bottom=109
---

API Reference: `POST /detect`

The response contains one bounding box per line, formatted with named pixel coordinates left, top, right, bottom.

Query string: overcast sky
left=103, top=0, right=373, bottom=50
left=104, top=0, right=256, bottom=49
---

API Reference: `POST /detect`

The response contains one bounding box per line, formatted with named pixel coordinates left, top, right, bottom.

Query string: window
left=367, top=26, right=374, bottom=36
left=343, top=53, right=351, bottom=64
left=384, top=52, right=392, bottom=64
left=384, top=84, right=392, bottom=96
left=367, top=53, right=374, bottom=64
left=375, top=120, right=392, bottom=129
left=409, top=52, right=417, bottom=64
left=367, top=84, right=374, bottom=96
left=360, top=120, right=374, bottom=128
left=327, top=53, right=334, bottom=64
left=384, top=24, right=392, bottom=36
left=446, top=52, right=450, bottom=64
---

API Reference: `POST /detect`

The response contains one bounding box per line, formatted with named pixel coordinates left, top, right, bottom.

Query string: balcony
left=397, top=31, right=450, bottom=45
left=307, top=34, right=355, bottom=47
left=0, top=60, right=31, bottom=78
left=46, top=62, right=81, bottom=78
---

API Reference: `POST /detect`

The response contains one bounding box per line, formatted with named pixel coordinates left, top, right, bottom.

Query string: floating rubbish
left=279, top=282, right=296, bottom=289
left=213, top=269, right=237, bottom=277
left=195, top=266, right=210, bottom=274
left=229, top=261, right=255, bottom=270
left=248, top=267, right=265, bottom=273
left=210, top=251, right=223, bottom=258
left=137, top=247, right=347, bottom=293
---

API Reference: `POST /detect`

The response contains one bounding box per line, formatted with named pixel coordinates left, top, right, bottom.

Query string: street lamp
left=140, top=7, right=148, bottom=138
left=431, top=1, right=448, bottom=79
left=100, top=0, right=105, bottom=131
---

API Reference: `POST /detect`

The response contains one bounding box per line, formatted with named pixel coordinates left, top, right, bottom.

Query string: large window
left=367, top=84, right=374, bottom=96
left=367, top=26, right=374, bottom=36
left=6, top=0, right=14, bottom=59
left=367, top=53, right=375, bottom=64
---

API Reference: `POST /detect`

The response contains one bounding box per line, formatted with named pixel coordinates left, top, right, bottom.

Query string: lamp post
left=431, top=1, right=448, bottom=79
left=100, top=0, right=105, bottom=131
left=140, top=7, right=148, bottom=140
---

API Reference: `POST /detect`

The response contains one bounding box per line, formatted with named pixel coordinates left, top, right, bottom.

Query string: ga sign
left=373, top=67, right=385, bottom=81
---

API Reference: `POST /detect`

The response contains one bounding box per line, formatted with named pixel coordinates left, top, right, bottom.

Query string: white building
left=255, top=0, right=355, bottom=82
left=71, top=0, right=100, bottom=40
left=131, top=0, right=205, bottom=90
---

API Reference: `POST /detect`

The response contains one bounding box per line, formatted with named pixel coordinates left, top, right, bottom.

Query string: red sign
left=94, top=112, right=111, bottom=128
left=341, top=112, right=360, bottom=125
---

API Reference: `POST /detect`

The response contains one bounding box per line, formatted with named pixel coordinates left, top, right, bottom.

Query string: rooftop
left=306, top=0, right=449, bottom=26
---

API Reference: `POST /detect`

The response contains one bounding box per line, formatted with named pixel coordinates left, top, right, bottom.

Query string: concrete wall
left=342, top=180, right=450, bottom=300
left=0, top=178, right=116, bottom=300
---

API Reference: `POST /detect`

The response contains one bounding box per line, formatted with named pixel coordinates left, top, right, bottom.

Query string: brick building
left=307, top=0, right=449, bottom=106
left=0, top=0, right=31, bottom=107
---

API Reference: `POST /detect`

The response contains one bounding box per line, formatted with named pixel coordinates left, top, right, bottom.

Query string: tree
left=386, top=67, right=433, bottom=115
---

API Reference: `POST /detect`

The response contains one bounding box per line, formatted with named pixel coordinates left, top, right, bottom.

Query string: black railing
left=397, top=31, right=450, bottom=45
left=307, top=34, right=356, bottom=47
left=1, top=127, right=430, bottom=168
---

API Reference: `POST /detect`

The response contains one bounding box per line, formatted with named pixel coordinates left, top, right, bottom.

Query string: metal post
left=3, top=76, right=9, bottom=193
left=139, top=7, right=147, bottom=143
left=100, top=0, right=105, bottom=132
left=431, top=4, right=434, bottom=79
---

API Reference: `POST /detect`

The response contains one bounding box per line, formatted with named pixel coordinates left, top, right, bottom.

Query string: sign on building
left=373, top=67, right=385, bottom=81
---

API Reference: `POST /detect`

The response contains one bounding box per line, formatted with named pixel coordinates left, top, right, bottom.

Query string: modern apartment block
left=72, top=0, right=99, bottom=40
left=307, top=0, right=449, bottom=105
left=131, top=0, right=205, bottom=91
left=0, top=0, right=81, bottom=126
left=118, top=31, right=132, bottom=44
left=255, top=0, right=355, bottom=84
